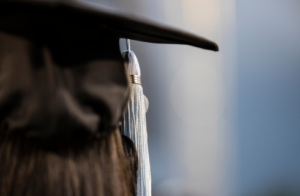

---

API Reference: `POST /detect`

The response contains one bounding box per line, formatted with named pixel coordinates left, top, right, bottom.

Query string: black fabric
left=0, top=29, right=130, bottom=141
left=0, top=0, right=219, bottom=51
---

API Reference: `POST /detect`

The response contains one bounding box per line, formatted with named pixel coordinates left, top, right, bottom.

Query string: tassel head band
left=130, top=75, right=141, bottom=85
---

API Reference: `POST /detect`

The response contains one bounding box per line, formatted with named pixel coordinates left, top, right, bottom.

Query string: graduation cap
left=0, top=1, right=219, bottom=196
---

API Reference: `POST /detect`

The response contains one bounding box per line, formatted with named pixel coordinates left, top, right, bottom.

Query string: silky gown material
left=0, top=20, right=130, bottom=141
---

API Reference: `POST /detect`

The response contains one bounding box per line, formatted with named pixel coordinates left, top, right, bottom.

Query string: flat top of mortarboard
left=0, top=0, right=219, bottom=51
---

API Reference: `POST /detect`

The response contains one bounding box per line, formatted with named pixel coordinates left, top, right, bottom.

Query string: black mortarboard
left=0, top=0, right=218, bottom=51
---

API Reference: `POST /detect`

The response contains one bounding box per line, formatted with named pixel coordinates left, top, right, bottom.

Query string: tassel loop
left=122, top=50, right=141, bottom=77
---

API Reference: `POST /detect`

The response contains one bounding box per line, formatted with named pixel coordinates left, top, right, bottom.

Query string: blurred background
left=92, top=0, right=299, bottom=195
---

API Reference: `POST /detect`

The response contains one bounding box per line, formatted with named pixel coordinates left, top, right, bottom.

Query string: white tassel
left=121, top=50, right=152, bottom=196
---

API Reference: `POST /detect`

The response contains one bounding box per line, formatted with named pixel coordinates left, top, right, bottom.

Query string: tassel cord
left=126, top=39, right=131, bottom=51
